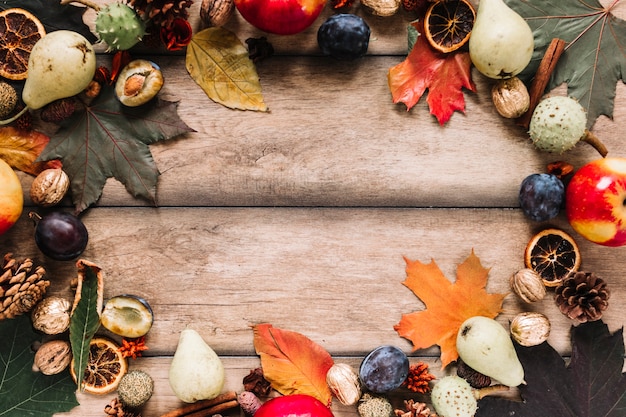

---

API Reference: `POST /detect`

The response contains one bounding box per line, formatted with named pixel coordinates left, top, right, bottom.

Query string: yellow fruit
left=0, top=158, right=23, bottom=236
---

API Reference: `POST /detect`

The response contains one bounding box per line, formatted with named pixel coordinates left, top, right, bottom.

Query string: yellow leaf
left=394, top=250, right=507, bottom=369
left=186, top=27, right=268, bottom=112
left=0, top=126, right=61, bottom=175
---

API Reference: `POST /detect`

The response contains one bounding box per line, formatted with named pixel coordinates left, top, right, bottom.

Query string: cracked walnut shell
left=33, top=339, right=72, bottom=375
left=30, top=168, right=69, bottom=207
left=510, top=268, right=546, bottom=303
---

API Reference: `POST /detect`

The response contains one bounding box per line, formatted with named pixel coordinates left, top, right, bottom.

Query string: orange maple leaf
left=253, top=323, right=334, bottom=406
left=394, top=250, right=507, bottom=369
left=388, top=21, right=476, bottom=125
left=0, top=126, right=61, bottom=175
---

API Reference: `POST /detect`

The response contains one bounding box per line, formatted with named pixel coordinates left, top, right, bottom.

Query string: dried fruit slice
left=524, top=228, right=581, bottom=287
left=0, top=8, right=46, bottom=80
left=70, top=337, right=128, bottom=395
left=424, top=0, right=475, bottom=53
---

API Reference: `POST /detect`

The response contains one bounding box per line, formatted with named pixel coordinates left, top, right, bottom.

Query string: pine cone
left=40, top=98, right=76, bottom=123
left=554, top=271, right=610, bottom=323
left=104, top=397, right=141, bottom=417
left=127, top=0, right=193, bottom=28
left=0, top=254, right=49, bottom=320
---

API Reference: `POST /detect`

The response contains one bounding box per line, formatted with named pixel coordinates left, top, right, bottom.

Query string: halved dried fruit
left=70, top=337, right=128, bottom=395
left=424, top=0, right=475, bottom=53
left=524, top=228, right=581, bottom=287
left=0, top=8, right=46, bottom=80
left=101, top=294, right=154, bottom=338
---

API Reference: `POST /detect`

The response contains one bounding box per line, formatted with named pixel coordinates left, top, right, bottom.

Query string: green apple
left=0, top=158, right=23, bottom=236
left=566, top=157, right=626, bottom=246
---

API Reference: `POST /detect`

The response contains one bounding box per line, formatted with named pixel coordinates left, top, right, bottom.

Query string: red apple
left=234, top=0, right=327, bottom=35
left=566, top=157, right=626, bottom=246
left=254, top=394, right=334, bottom=417
left=0, top=158, right=23, bottom=236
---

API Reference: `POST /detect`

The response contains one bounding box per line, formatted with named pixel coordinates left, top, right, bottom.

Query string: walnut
left=200, top=0, right=235, bottom=27
left=31, top=296, right=72, bottom=334
left=510, top=268, right=546, bottom=303
left=491, top=76, right=530, bottom=118
left=361, top=0, right=400, bottom=16
left=326, top=363, right=362, bottom=406
left=510, top=312, right=551, bottom=347
left=30, top=168, right=70, bottom=207
left=33, top=340, right=72, bottom=375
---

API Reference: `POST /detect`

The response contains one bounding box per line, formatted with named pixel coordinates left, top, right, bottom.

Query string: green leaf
left=476, top=320, right=626, bottom=417
left=186, top=27, right=268, bottom=112
left=0, top=0, right=97, bottom=42
left=38, top=86, right=195, bottom=213
left=0, top=315, right=79, bottom=416
left=69, top=263, right=102, bottom=391
left=507, top=0, right=626, bottom=129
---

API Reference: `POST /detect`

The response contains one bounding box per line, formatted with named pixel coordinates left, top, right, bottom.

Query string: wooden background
left=1, top=0, right=626, bottom=416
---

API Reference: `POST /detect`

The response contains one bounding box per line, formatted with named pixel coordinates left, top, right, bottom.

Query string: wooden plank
left=23, top=57, right=626, bottom=208
left=3, top=207, right=624, bottom=358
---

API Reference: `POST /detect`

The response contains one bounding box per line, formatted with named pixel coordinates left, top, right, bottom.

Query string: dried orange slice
left=0, top=8, right=46, bottom=80
left=524, top=228, right=581, bottom=287
left=424, top=0, right=475, bottom=53
left=70, top=337, right=128, bottom=395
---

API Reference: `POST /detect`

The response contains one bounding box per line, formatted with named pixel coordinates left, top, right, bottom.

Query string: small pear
left=456, top=316, right=524, bottom=387
left=469, top=0, right=534, bottom=79
left=22, top=30, right=96, bottom=110
left=169, top=328, right=225, bottom=403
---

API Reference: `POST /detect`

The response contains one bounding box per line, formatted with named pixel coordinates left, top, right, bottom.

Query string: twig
left=159, top=391, right=238, bottom=417
left=582, top=130, right=608, bottom=157
left=59, top=0, right=101, bottom=11
left=516, top=38, right=566, bottom=129
left=473, top=384, right=510, bottom=400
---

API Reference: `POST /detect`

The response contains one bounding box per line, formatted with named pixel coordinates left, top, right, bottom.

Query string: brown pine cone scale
left=554, top=271, right=609, bottom=323
left=0, top=253, right=49, bottom=320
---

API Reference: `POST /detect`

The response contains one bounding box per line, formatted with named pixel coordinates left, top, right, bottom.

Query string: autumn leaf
left=0, top=127, right=61, bottom=175
left=253, top=323, right=334, bottom=405
left=508, top=0, right=626, bottom=129
left=388, top=21, right=476, bottom=125
left=476, top=320, right=626, bottom=417
left=394, top=250, right=506, bottom=369
left=37, top=86, right=195, bottom=213
left=0, top=0, right=97, bottom=42
left=186, top=27, right=268, bottom=112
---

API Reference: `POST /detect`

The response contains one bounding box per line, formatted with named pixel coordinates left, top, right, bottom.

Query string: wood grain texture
left=1, top=1, right=625, bottom=416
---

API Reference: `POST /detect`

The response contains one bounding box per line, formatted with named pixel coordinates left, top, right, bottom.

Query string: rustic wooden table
left=2, top=1, right=626, bottom=416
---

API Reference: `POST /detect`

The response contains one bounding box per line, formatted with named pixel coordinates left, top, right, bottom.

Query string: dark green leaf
left=507, top=0, right=626, bottom=129
left=0, top=0, right=96, bottom=42
left=38, top=86, right=195, bottom=213
left=69, top=264, right=102, bottom=391
left=476, top=320, right=626, bottom=417
left=0, top=315, right=79, bottom=416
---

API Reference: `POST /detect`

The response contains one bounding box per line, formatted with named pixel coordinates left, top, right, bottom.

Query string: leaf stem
left=59, top=0, right=101, bottom=11
left=474, top=384, right=510, bottom=400
left=0, top=106, right=29, bottom=126
left=582, top=130, right=608, bottom=157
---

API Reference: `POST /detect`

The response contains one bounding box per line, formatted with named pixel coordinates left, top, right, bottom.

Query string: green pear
left=169, top=328, right=225, bottom=403
left=456, top=316, right=525, bottom=387
left=468, top=0, right=534, bottom=79
left=22, top=30, right=96, bottom=110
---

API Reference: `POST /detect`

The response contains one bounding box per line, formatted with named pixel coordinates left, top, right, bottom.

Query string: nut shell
left=31, top=296, right=72, bottom=334
left=30, top=168, right=70, bottom=207
left=510, top=312, right=550, bottom=346
left=510, top=268, right=546, bottom=303
left=361, top=0, right=400, bottom=16
left=33, top=339, right=72, bottom=375
left=200, top=0, right=235, bottom=27
left=491, top=77, right=530, bottom=118
left=326, top=363, right=361, bottom=405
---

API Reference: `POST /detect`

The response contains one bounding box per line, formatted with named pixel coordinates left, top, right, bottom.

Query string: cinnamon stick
left=159, top=391, right=238, bottom=417
left=516, top=38, right=566, bottom=129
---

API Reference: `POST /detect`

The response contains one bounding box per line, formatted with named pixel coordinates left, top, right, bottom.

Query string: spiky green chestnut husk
left=95, top=3, right=145, bottom=51
left=529, top=96, right=587, bottom=153
left=431, top=376, right=477, bottom=417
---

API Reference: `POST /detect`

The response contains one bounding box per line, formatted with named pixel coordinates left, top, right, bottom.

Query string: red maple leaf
left=388, top=21, right=476, bottom=125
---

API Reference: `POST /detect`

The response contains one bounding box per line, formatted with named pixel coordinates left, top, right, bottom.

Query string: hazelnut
left=30, top=168, right=70, bottom=207
left=491, top=76, right=530, bottom=118
left=510, top=268, right=546, bottom=303
left=200, top=0, right=235, bottom=27
left=31, top=296, right=72, bottom=334
left=510, top=312, right=551, bottom=346
left=326, top=363, right=362, bottom=406
left=33, top=340, right=72, bottom=375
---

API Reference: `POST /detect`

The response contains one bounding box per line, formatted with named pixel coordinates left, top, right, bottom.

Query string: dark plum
left=317, top=14, right=370, bottom=60
left=519, top=173, right=565, bottom=222
left=33, top=211, right=88, bottom=261
left=359, top=345, right=409, bottom=393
